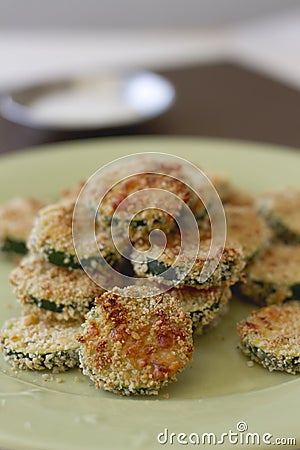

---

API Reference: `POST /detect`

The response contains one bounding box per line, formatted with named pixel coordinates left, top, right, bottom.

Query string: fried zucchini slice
left=28, top=201, right=122, bottom=269
left=169, top=286, right=232, bottom=334
left=0, top=197, right=45, bottom=254
left=257, top=188, right=300, bottom=244
left=97, top=165, right=232, bottom=240
left=0, top=315, right=81, bottom=371
left=28, top=201, right=80, bottom=268
left=10, top=254, right=105, bottom=321
left=240, top=244, right=300, bottom=305
left=131, top=232, right=245, bottom=290
left=98, top=168, right=193, bottom=242
left=78, top=286, right=193, bottom=395
left=238, top=302, right=300, bottom=374
left=225, top=205, right=271, bottom=262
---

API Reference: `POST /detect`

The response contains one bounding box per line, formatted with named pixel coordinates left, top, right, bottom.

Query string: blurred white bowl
left=0, top=70, right=175, bottom=131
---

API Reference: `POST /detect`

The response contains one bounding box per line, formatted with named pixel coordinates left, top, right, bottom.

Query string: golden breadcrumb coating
left=78, top=286, right=194, bottom=395
left=28, top=200, right=122, bottom=268
left=0, top=197, right=45, bottom=246
left=169, top=285, right=232, bottom=333
left=240, top=244, right=300, bottom=305
left=0, top=314, right=81, bottom=371
left=225, top=205, right=271, bottom=261
left=28, top=201, right=76, bottom=256
left=10, top=254, right=104, bottom=321
left=238, top=302, right=300, bottom=374
left=257, top=188, right=300, bottom=244
left=132, top=232, right=245, bottom=290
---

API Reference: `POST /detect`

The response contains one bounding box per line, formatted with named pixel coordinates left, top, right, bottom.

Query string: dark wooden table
left=1, top=63, right=300, bottom=154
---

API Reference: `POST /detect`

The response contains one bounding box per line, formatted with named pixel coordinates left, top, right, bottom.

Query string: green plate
left=0, top=137, right=299, bottom=450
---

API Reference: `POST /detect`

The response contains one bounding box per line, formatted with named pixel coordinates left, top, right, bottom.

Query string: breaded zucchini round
left=240, top=244, right=300, bottom=305
left=238, top=302, right=300, bottom=374
left=169, top=286, right=231, bottom=333
left=98, top=170, right=193, bottom=242
left=28, top=201, right=121, bottom=269
left=257, top=188, right=300, bottom=244
left=10, top=254, right=105, bottom=321
left=132, top=233, right=245, bottom=290
left=0, top=197, right=45, bottom=254
left=28, top=201, right=80, bottom=268
left=0, top=314, right=81, bottom=371
left=78, top=286, right=194, bottom=395
left=225, top=205, right=270, bottom=262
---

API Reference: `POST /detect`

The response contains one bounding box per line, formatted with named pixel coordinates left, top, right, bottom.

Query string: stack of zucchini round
left=1, top=199, right=107, bottom=372
left=1, top=162, right=300, bottom=393
left=236, top=188, right=300, bottom=373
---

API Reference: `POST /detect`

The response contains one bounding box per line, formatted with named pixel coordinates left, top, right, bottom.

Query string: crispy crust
left=238, top=302, right=300, bottom=374
left=131, top=233, right=245, bottom=289
left=257, top=188, right=300, bottom=244
left=177, top=169, right=232, bottom=222
left=0, top=314, right=81, bottom=371
left=225, top=205, right=271, bottom=261
left=94, top=165, right=231, bottom=241
left=168, top=286, right=232, bottom=332
left=97, top=169, right=193, bottom=242
left=100, top=171, right=192, bottom=218
left=194, top=301, right=229, bottom=335
left=240, top=244, right=300, bottom=305
left=28, top=201, right=122, bottom=268
left=0, top=197, right=45, bottom=249
left=78, top=286, right=193, bottom=395
left=28, top=201, right=77, bottom=258
left=10, top=254, right=104, bottom=321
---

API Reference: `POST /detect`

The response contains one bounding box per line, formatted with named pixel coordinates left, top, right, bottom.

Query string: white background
left=0, top=1, right=300, bottom=91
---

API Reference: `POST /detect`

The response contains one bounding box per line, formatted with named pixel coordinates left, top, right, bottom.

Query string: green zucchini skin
left=189, top=298, right=221, bottom=328
left=104, top=215, right=163, bottom=229
left=238, top=302, right=300, bottom=374
left=147, top=259, right=238, bottom=286
left=45, top=249, right=120, bottom=270
left=146, top=259, right=178, bottom=281
left=1, top=238, right=27, bottom=254
left=264, top=215, right=300, bottom=245
left=29, top=295, right=64, bottom=313
left=45, top=250, right=81, bottom=269
left=257, top=189, right=300, bottom=245
left=292, top=284, right=300, bottom=299
left=241, top=343, right=300, bottom=374
left=27, top=295, right=94, bottom=314
left=134, top=254, right=243, bottom=289
left=1, top=316, right=81, bottom=371
left=239, top=244, right=300, bottom=305
left=2, top=347, right=79, bottom=371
